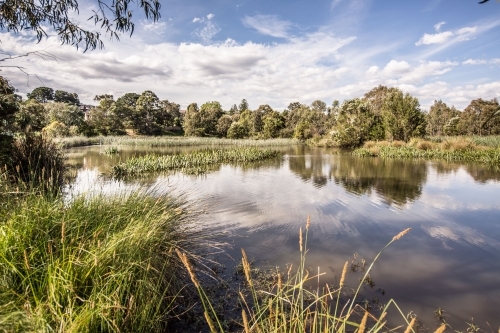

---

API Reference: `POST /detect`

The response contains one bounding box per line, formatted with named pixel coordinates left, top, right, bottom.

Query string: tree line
left=2, top=77, right=500, bottom=150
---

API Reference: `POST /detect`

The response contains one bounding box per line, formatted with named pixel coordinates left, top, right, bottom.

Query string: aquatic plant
left=111, top=148, right=282, bottom=177
left=55, top=136, right=299, bottom=149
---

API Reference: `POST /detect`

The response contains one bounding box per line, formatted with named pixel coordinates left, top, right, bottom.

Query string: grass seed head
left=393, top=228, right=411, bottom=241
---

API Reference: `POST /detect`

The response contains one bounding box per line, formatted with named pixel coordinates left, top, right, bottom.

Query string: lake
left=65, top=144, right=500, bottom=330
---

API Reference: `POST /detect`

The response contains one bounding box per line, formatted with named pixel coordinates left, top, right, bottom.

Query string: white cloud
left=383, top=60, right=411, bottom=75
left=366, top=66, right=379, bottom=75
left=141, top=21, right=167, bottom=33
left=434, top=21, right=446, bottom=32
left=457, top=26, right=477, bottom=35
left=242, top=15, right=292, bottom=38
left=192, top=14, right=220, bottom=44
left=415, top=31, right=453, bottom=45
left=462, top=58, right=500, bottom=65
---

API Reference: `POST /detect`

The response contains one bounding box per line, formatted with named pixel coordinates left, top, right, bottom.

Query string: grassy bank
left=426, top=135, right=500, bottom=149
left=0, top=190, right=212, bottom=332
left=111, top=147, right=282, bottom=177
left=353, top=138, right=500, bottom=165
left=55, top=136, right=299, bottom=149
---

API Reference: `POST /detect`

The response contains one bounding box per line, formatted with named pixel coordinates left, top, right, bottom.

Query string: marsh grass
left=178, top=218, right=419, bottom=333
left=111, top=148, right=282, bottom=177
left=0, top=190, right=216, bottom=332
left=354, top=139, right=500, bottom=165
left=427, top=136, right=500, bottom=149
left=56, top=136, right=299, bottom=149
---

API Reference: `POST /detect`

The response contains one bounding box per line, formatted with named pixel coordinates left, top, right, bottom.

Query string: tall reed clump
left=111, top=148, right=282, bottom=177
left=5, top=134, right=66, bottom=195
left=178, top=217, right=418, bottom=333
left=56, top=136, right=299, bottom=149
left=354, top=139, right=500, bottom=165
left=0, top=190, right=210, bottom=332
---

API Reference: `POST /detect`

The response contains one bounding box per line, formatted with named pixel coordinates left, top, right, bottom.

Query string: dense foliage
left=2, top=80, right=499, bottom=149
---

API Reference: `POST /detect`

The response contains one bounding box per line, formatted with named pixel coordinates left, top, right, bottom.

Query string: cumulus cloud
left=462, top=58, right=500, bottom=65
left=192, top=17, right=203, bottom=23
left=415, top=31, right=453, bottom=45
left=242, top=14, right=292, bottom=38
left=207, top=13, right=215, bottom=20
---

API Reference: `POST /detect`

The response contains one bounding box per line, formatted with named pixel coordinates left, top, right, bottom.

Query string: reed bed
left=55, top=136, right=299, bottom=149
left=177, top=218, right=421, bottom=333
left=354, top=139, right=500, bottom=165
left=111, top=148, right=282, bottom=177
left=0, top=190, right=214, bottom=333
left=427, top=135, right=500, bottom=149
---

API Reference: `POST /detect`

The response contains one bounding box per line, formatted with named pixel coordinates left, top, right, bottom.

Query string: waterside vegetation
left=354, top=138, right=500, bottom=165
left=111, top=147, right=282, bottom=177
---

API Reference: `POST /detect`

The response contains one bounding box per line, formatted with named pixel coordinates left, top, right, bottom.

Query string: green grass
left=354, top=139, right=500, bottom=165
left=55, top=136, right=299, bottom=149
left=111, top=148, right=282, bottom=177
left=427, top=135, right=500, bottom=149
left=0, top=190, right=212, bottom=333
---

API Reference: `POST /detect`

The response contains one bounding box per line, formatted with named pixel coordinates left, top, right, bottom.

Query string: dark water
left=65, top=145, right=500, bottom=330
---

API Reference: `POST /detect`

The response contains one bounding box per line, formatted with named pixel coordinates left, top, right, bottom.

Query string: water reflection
left=64, top=145, right=500, bottom=328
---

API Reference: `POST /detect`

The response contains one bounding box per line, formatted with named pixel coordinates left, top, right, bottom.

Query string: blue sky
left=1, top=0, right=499, bottom=110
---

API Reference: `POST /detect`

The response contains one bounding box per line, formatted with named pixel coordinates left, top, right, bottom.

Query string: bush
left=43, top=121, right=70, bottom=138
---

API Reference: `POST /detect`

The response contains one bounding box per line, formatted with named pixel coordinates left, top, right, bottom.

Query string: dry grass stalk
left=242, top=309, right=250, bottom=333
left=299, top=227, right=303, bottom=252
left=434, top=323, right=446, bottom=333
left=393, top=228, right=411, bottom=241
left=61, top=221, right=66, bottom=244
left=358, top=311, right=369, bottom=333
left=306, top=215, right=311, bottom=230
left=175, top=249, right=200, bottom=289
left=404, top=317, right=416, bottom=333
left=23, top=249, right=30, bottom=270
left=241, top=249, right=253, bottom=287
left=277, top=270, right=282, bottom=289
left=339, top=261, right=348, bottom=288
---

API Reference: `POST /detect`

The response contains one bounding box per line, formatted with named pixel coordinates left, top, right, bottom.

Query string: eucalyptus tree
left=331, top=98, right=375, bottom=148
left=457, top=98, right=500, bottom=136
left=27, top=87, right=54, bottom=103
left=426, top=100, right=460, bottom=136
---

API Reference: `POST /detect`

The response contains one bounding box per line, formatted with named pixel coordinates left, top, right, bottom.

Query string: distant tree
left=311, top=100, right=327, bottom=113
left=457, top=98, right=500, bottom=136
left=262, top=111, right=285, bottom=138
left=14, top=100, right=47, bottom=132
left=114, top=92, right=140, bottom=126
left=0, top=76, right=21, bottom=165
left=27, top=87, right=54, bottom=103
left=239, top=99, right=249, bottom=112
left=44, top=102, right=84, bottom=128
left=254, top=104, right=273, bottom=134
left=227, top=122, right=247, bottom=139
left=198, top=101, right=224, bottom=136
left=381, top=89, right=426, bottom=141
left=162, top=100, right=181, bottom=127
left=183, top=103, right=203, bottom=136
left=54, top=90, right=80, bottom=105
left=331, top=98, right=375, bottom=148
left=229, top=104, right=238, bottom=115
left=364, top=85, right=398, bottom=115
left=216, top=115, right=233, bottom=137
left=132, top=90, right=163, bottom=135
left=88, top=95, right=125, bottom=135
left=426, top=100, right=460, bottom=136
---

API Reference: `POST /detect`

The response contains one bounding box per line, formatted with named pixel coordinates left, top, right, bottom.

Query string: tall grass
left=354, top=139, right=500, bottom=165
left=177, top=218, right=419, bottom=333
left=55, top=136, right=299, bottom=149
left=427, top=135, right=500, bottom=149
left=111, top=148, right=282, bottom=176
left=0, top=190, right=214, bottom=332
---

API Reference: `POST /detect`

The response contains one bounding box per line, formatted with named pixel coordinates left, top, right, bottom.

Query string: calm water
left=65, top=145, right=500, bottom=329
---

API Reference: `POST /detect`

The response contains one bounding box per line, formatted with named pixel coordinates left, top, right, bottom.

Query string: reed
left=180, top=217, right=418, bottom=333
left=354, top=139, right=500, bottom=165
left=55, top=136, right=299, bottom=149
left=0, top=190, right=214, bottom=332
left=111, top=148, right=282, bottom=177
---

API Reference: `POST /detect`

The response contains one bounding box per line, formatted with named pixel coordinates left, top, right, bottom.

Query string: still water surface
left=65, top=145, right=500, bottom=329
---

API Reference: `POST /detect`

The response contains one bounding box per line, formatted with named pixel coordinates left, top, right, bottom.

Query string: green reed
left=111, top=148, right=282, bottom=177
left=354, top=139, right=500, bottom=165
left=56, top=136, right=299, bottom=149
left=0, top=190, right=213, bottom=333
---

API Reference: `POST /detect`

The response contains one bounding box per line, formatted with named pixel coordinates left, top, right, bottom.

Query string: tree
left=457, top=98, right=500, bottom=136
left=0, top=76, right=21, bottom=165
left=330, top=98, right=375, bottom=148
left=229, top=104, right=238, bottom=115
left=0, top=0, right=162, bottom=51
left=27, top=87, right=54, bottom=103
left=114, top=92, right=140, bottom=126
left=363, top=85, right=398, bottom=115
left=216, top=115, right=233, bottom=137
left=132, top=90, right=164, bottom=135
left=183, top=103, right=203, bottom=136
left=262, top=111, right=285, bottom=139
left=14, top=100, right=47, bottom=132
left=426, top=100, right=460, bottom=136
left=198, top=101, right=224, bottom=136
left=311, top=100, right=327, bottom=113
left=381, top=89, right=426, bottom=141
left=54, top=90, right=80, bottom=105
left=45, top=102, right=85, bottom=129
left=239, top=99, right=249, bottom=112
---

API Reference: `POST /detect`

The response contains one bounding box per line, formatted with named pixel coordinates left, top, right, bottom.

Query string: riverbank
left=55, top=136, right=299, bottom=149
left=353, top=137, right=500, bottom=165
